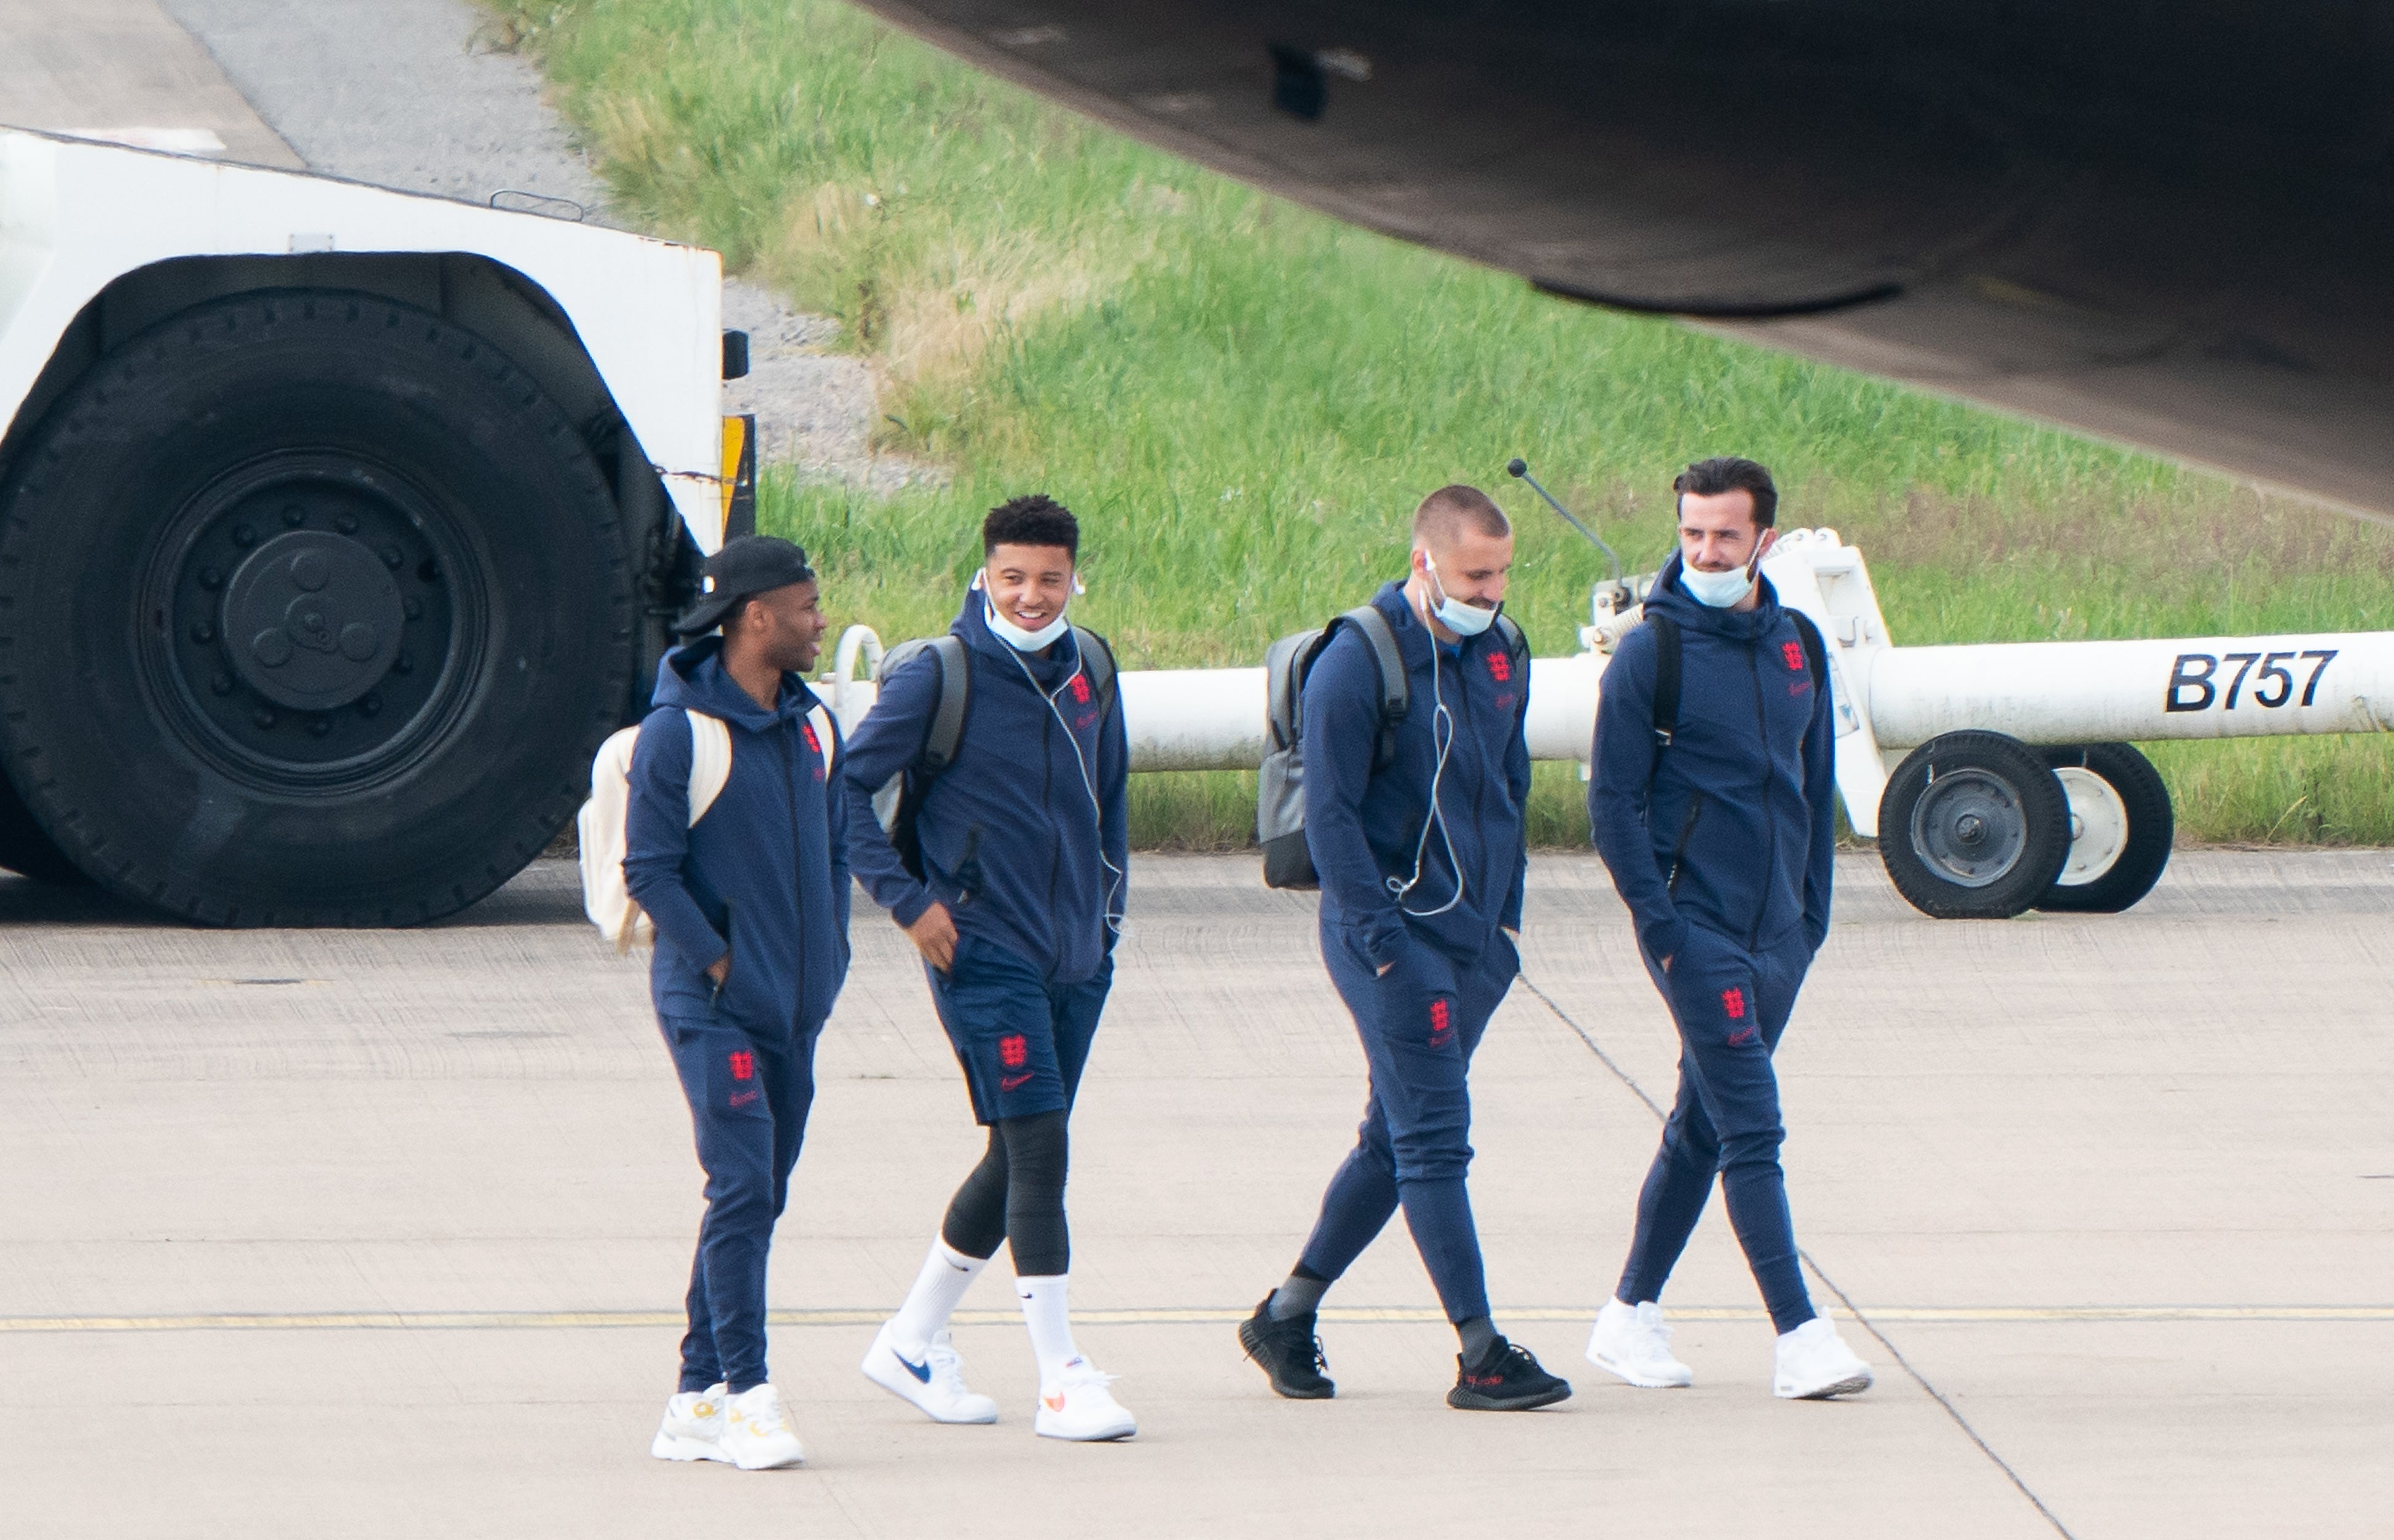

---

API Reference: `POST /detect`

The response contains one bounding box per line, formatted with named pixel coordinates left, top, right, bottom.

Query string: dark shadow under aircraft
left=854, top=1, right=2394, bottom=521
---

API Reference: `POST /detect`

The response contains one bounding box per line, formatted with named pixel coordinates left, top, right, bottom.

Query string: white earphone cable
left=1387, top=638, right=1465, bottom=918
left=1003, top=632, right=1128, bottom=939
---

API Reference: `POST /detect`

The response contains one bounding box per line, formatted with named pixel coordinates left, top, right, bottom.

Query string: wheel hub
left=2052, top=766, right=2131, bottom=886
left=224, top=532, right=404, bottom=711
left=1911, top=768, right=2028, bottom=889
left=141, top=452, right=475, bottom=790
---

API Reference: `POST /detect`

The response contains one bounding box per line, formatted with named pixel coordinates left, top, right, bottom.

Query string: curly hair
left=983, top=493, right=1079, bottom=558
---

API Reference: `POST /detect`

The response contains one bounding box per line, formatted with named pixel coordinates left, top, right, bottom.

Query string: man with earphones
left=1239, top=485, right=1572, bottom=1413
left=839, top=494, right=1137, bottom=1442
left=1584, top=455, right=1874, bottom=1402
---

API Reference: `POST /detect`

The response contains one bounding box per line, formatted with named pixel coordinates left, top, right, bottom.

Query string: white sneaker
left=862, top=1323, right=1000, bottom=1424
left=719, top=1383, right=806, bottom=1469
left=1033, top=1357, right=1137, bottom=1442
left=1773, top=1317, right=1874, bottom=1400
left=1587, top=1298, right=1693, bottom=1388
left=650, top=1382, right=731, bottom=1462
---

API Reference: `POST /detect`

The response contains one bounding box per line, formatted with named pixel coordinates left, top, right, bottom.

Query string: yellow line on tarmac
left=3, top=1303, right=2390, bottom=1334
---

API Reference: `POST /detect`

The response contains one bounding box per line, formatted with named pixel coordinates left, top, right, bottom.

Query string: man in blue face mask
left=1585, top=456, right=1874, bottom=1402
left=1239, top=485, right=1571, bottom=1414
left=841, top=495, right=1138, bottom=1444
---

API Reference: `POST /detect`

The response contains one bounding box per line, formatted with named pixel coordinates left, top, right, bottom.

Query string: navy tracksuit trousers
left=925, top=933, right=1111, bottom=1126
left=1617, top=922, right=1818, bottom=1333
left=1298, top=920, right=1519, bottom=1324
left=662, top=1013, right=822, bottom=1393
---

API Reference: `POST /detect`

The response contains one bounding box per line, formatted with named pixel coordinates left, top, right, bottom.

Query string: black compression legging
left=940, top=1110, right=1070, bottom=1276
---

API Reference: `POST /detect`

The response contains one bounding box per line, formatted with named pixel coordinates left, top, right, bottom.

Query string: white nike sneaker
left=1033, top=1358, right=1137, bottom=1442
left=719, top=1383, right=806, bottom=1469
left=1587, top=1298, right=1694, bottom=1388
left=862, top=1323, right=1000, bottom=1424
left=650, top=1382, right=731, bottom=1462
left=1773, top=1317, right=1874, bottom=1400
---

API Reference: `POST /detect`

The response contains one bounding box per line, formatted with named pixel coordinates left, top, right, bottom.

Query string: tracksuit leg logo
left=1722, top=988, right=1759, bottom=1047
left=727, top=1048, right=760, bottom=1107
left=1428, top=997, right=1456, bottom=1050
left=998, top=1034, right=1033, bottom=1092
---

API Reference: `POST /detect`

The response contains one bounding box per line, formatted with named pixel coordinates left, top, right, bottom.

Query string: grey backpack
left=1256, top=605, right=1523, bottom=890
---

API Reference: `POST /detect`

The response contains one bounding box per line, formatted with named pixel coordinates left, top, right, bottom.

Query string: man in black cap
left=624, top=535, right=847, bottom=1470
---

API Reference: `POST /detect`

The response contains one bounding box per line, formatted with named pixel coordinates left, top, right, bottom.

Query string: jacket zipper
left=1042, top=682, right=1061, bottom=951
left=1666, top=793, right=1705, bottom=894
left=779, top=724, right=805, bottom=1031
left=1748, top=640, right=1773, bottom=951
left=713, top=899, right=732, bottom=1007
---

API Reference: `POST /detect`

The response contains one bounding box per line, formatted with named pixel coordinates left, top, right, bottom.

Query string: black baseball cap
left=674, top=535, right=815, bottom=635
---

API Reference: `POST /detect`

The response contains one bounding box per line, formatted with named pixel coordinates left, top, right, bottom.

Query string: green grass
left=486, top=0, right=2394, bottom=847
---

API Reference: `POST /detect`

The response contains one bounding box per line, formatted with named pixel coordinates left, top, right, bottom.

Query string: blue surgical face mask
left=1424, top=555, right=1499, bottom=637
left=973, top=566, right=1077, bottom=651
left=1678, top=561, right=1754, bottom=608
left=985, top=603, right=1070, bottom=651
left=1678, top=537, right=1772, bottom=608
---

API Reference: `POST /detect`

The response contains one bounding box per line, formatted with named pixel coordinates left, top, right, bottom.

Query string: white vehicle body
left=1, top=128, right=728, bottom=551
left=0, top=129, right=737, bottom=924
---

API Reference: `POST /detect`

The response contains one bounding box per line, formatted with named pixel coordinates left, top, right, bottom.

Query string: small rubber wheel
left=0, top=289, right=635, bottom=925
left=1880, top=731, right=2071, bottom=919
left=2034, top=743, right=2173, bottom=913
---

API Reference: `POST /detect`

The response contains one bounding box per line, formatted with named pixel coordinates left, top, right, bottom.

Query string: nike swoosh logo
left=896, top=1353, right=932, bottom=1384
left=1000, top=1072, right=1034, bottom=1091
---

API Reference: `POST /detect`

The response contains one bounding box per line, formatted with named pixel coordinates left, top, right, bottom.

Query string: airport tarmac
left=2, top=849, right=2389, bottom=1538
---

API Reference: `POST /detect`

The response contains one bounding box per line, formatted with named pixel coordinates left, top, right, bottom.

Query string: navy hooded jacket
left=623, top=638, right=851, bottom=1035
left=839, top=590, right=1128, bottom=986
left=1305, top=579, right=1531, bottom=971
left=1589, top=552, right=1836, bottom=963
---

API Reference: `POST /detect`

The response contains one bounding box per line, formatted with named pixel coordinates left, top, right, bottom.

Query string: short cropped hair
left=983, top=493, right=1079, bottom=558
left=1673, top=457, right=1778, bottom=528
left=1411, top=484, right=1510, bottom=548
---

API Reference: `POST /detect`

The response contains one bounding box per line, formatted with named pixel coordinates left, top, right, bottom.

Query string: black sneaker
left=1238, top=1295, right=1335, bottom=1399
left=1448, top=1336, right=1572, bottom=1411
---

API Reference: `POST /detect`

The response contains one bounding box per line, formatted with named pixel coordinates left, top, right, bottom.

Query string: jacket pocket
left=1665, top=792, right=1705, bottom=894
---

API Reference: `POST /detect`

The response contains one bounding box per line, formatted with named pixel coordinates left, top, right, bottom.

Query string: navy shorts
left=925, top=932, right=1112, bottom=1125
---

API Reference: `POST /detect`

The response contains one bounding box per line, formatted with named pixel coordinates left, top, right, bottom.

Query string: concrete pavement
left=0, top=0, right=300, bottom=167
left=3, top=849, right=2389, bottom=1537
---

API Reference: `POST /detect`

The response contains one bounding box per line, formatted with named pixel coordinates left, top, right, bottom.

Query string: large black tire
left=1880, top=730, right=2071, bottom=919
left=0, top=769, right=89, bottom=885
left=0, top=289, right=636, bottom=925
left=2035, top=742, right=2173, bottom=913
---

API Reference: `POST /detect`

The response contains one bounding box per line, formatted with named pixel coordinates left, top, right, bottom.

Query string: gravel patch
left=160, top=0, right=927, bottom=487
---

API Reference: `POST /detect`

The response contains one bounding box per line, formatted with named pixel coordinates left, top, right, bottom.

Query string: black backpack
left=1257, top=605, right=1527, bottom=890
left=871, top=627, right=1120, bottom=882
left=1642, top=608, right=1826, bottom=751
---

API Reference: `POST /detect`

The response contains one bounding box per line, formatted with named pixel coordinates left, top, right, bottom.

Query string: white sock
left=1016, top=1274, right=1084, bottom=1391
left=888, top=1238, right=987, bottom=1352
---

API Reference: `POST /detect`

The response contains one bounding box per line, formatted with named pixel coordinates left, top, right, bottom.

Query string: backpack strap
left=683, top=710, right=732, bottom=823
left=1336, top=605, right=1410, bottom=769
left=1070, top=625, right=1119, bottom=718
left=1646, top=613, right=1682, bottom=748
left=919, top=635, right=971, bottom=776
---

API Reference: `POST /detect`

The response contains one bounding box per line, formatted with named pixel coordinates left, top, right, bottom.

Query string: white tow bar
left=817, top=530, right=2392, bottom=920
